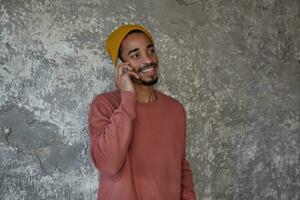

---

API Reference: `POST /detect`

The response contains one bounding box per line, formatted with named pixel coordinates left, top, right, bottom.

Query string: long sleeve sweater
left=88, top=89, right=196, bottom=200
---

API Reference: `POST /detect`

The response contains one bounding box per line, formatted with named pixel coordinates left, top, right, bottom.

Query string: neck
left=133, top=84, right=156, bottom=103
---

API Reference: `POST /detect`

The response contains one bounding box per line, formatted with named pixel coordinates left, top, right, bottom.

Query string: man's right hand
left=115, top=62, right=139, bottom=93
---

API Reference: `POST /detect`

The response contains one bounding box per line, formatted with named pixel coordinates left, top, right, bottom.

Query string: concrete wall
left=0, top=0, right=299, bottom=199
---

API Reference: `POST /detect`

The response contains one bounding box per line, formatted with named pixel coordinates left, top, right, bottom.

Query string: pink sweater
left=88, top=89, right=196, bottom=200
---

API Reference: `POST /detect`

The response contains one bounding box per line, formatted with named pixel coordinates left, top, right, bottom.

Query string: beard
left=140, top=76, right=158, bottom=86
left=131, top=75, right=158, bottom=86
left=131, top=62, right=159, bottom=86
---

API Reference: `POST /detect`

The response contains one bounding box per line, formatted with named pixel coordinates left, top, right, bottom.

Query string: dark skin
left=115, top=32, right=159, bottom=103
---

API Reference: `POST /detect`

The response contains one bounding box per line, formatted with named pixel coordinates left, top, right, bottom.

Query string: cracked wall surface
left=0, top=0, right=299, bottom=199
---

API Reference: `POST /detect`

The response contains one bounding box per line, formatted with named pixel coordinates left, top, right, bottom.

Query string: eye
left=130, top=53, right=139, bottom=59
left=148, top=48, right=156, bottom=54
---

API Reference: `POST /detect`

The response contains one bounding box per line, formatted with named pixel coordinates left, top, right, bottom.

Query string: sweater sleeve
left=88, top=91, right=136, bottom=176
left=181, top=143, right=197, bottom=200
left=181, top=110, right=197, bottom=200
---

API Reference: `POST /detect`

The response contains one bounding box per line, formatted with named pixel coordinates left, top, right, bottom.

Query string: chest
left=130, top=107, right=185, bottom=157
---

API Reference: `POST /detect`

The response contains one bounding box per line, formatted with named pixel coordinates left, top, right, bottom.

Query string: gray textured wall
left=0, top=0, right=299, bottom=199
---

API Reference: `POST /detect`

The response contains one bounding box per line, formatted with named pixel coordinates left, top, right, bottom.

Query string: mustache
left=137, top=63, right=157, bottom=73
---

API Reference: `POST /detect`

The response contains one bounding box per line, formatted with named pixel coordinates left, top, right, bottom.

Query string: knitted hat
left=105, top=24, right=154, bottom=66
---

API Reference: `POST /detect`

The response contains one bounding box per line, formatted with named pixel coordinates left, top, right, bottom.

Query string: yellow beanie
left=105, top=24, right=154, bottom=66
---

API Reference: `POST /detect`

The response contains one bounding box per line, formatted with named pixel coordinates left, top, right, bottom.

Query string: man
left=88, top=24, right=196, bottom=200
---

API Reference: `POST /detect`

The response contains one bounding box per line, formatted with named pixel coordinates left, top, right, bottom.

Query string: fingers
left=117, top=62, right=130, bottom=76
left=127, top=71, right=140, bottom=79
left=116, top=62, right=139, bottom=78
left=114, top=62, right=142, bottom=92
left=115, top=63, right=127, bottom=85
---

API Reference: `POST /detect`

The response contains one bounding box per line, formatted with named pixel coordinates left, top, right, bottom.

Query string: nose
left=141, top=52, right=152, bottom=64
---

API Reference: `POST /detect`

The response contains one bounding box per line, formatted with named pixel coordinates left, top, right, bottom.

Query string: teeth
left=141, top=67, right=154, bottom=73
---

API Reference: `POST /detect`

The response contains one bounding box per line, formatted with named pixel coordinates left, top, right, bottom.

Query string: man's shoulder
left=91, top=90, right=121, bottom=105
left=157, top=90, right=185, bottom=110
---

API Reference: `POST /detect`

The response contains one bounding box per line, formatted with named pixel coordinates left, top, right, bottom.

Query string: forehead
left=120, top=32, right=153, bottom=51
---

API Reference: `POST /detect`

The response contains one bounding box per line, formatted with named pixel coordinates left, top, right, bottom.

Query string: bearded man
left=88, top=24, right=196, bottom=200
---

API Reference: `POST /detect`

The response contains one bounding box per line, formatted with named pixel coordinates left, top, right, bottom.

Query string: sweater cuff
left=120, top=91, right=136, bottom=118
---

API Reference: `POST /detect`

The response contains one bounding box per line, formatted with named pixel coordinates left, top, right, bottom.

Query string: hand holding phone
left=115, top=62, right=139, bottom=93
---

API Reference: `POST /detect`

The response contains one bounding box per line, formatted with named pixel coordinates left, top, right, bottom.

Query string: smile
left=139, top=64, right=157, bottom=73
left=141, top=67, right=155, bottom=73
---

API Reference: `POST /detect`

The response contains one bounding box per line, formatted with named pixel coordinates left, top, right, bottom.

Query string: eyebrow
left=127, top=44, right=155, bottom=56
left=147, top=44, right=154, bottom=48
left=128, top=48, right=139, bottom=55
